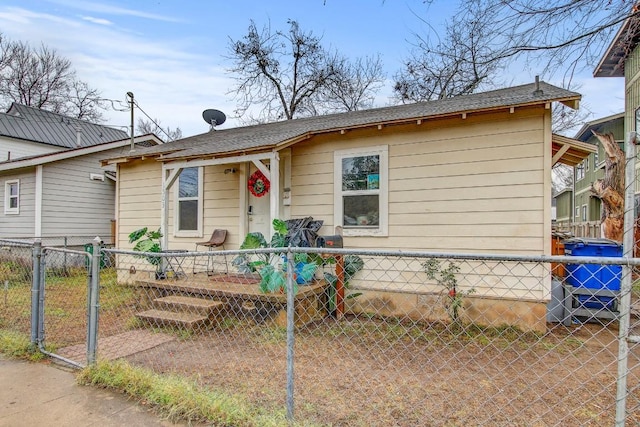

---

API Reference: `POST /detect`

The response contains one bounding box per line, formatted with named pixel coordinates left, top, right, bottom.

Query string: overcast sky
left=0, top=0, right=626, bottom=138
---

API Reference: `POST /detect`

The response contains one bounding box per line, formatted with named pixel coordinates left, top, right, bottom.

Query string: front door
left=248, top=164, right=271, bottom=238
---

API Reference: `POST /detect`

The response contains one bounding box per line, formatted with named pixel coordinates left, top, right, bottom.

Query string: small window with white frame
left=576, top=161, right=585, bottom=180
left=582, top=205, right=587, bottom=222
left=4, top=179, right=19, bottom=214
left=174, top=167, right=203, bottom=237
left=575, top=206, right=579, bottom=218
left=334, top=145, right=388, bottom=236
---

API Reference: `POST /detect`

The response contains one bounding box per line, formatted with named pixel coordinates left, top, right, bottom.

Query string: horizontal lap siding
left=41, top=150, right=118, bottom=239
left=0, top=137, right=63, bottom=161
left=167, top=164, right=241, bottom=250
left=117, top=160, right=161, bottom=249
left=290, top=108, right=548, bottom=300
left=292, top=108, right=546, bottom=254
left=0, top=170, right=36, bottom=237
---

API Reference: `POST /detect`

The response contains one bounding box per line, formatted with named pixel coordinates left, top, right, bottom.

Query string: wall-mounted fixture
left=224, top=168, right=237, bottom=174
left=90, top=173, right=105, bottom=181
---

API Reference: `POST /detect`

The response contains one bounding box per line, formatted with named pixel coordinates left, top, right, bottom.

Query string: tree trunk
left=589, top=131, right=625, bottom=242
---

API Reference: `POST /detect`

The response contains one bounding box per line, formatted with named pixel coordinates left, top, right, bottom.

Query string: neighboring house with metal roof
left=0, top=103, right=128, bottom=162
left=104, top=80, right=592, bottom=331
left=0, top=133, right=163, bottom=245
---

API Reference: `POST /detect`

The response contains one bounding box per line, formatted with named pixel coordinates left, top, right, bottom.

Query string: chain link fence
left=2, top=238, right=640, bottom=425
left=0, top=239, right=34, bottom=337
left=53, top=246, right=633, bottom=426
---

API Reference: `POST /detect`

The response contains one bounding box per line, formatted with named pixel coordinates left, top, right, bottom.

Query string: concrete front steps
left=136, top=295, right=226, bottom=331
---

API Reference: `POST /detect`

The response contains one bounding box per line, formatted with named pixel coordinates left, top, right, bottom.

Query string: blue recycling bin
left=563, top=238, right=622, bottom=309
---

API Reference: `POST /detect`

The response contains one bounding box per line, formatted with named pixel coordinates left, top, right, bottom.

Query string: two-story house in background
left=0, top=103, right=162, bottom=245
left=555, top=113, right=625, bottom=235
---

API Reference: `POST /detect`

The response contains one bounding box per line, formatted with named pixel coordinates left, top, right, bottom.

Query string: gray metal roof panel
left=0, top=103, right=128, bottom=148
left=134, top=81, right=580, bottom=161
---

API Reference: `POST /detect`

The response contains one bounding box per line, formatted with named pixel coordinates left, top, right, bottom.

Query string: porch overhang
left=551, top=134, right=596, bottom=167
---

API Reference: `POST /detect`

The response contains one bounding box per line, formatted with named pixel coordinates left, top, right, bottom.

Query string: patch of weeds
left=252, top=325, right=287, bottom=344
left=126, top=316, right=144, bottom=330
left=44, top=306, right=70, bottom=318
left=0, top=259, right=32, bottom=284
left=0, top=330, right=45, bottom=361
left=100, top=280, right=136, bottom=311
left=218, top=317, right=241, bottom=330
left=77, top=360, right=302, bottom=426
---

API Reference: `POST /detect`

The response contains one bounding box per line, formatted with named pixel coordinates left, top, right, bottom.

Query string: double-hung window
left=175, top=167, right=203, bottom=237
left=4, top=179, right=19, bottom=214
left=576, top=162, right=585, bottom=181
left=334, top=145, right=388, bottom=236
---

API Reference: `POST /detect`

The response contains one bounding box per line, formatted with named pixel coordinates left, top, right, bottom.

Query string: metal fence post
left=30, top=239, right=42, bottom=346
left=616, top=131, right=637, bottom=426
left=286, top=246, right=295, bottom=421
left=87, top=236, right=101, bottom=365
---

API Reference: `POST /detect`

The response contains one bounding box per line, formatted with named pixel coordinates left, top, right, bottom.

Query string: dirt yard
left=121, top=316, right=640, bottom=427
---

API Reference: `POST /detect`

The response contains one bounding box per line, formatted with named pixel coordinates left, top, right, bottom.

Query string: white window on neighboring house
left=582, top=205, right=587, bottom=222
left=334, top=145, right=388, bottom=236
left=174, top=167, right=203, bottom=237
left=4, top=179, right=19, bottom=214
left=575, top=207, right=580, bottom=218
left=576, top=161, right=585, bottom=180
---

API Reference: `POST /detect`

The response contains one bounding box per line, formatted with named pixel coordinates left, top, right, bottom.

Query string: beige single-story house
left=104, top=81, right=595, bottom=331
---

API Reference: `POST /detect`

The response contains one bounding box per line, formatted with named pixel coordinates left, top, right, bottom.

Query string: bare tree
left=394, top=1, right=504, bottom=102
left=0, top=34, right=106, bottom=122
left=417, top=0, right=635, bottom=85
left=322, top=54, right=385, bottom=112
left=136, top=117, right=182, bottom=142
left=227, top=19, right=384, bottom=122
left=552, top=164, right=574, bottom=194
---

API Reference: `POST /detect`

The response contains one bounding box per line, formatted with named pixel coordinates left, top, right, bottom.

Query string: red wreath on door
left=248, top=170, right=270, bottom=197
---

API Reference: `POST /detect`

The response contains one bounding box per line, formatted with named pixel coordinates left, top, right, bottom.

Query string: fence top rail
left=0, top=238, right=34, bottom=247
left=103, top=246, right=640, bottom=266
left=42, top=247, right=90, bottom=257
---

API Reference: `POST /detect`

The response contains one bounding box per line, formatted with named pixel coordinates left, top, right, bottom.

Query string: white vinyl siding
left=0, top=171, right=36, bottom=237
left=40, top=150, right=117, bottom=240
left=0, top=136, right=65, bottom=162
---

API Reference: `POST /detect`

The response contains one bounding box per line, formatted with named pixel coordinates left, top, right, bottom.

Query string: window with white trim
left=576, top=161, right=585, bottom=180
left=582, top=205, right=587, bottom=222
left=174, top=167, right=203, bottom=237
left=4, top=179, right=19, bottom=214
left=334, top=145, right=388, bottom=236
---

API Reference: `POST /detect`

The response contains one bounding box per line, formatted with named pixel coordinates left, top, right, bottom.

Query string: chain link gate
left=37, top=242, right=98, bottom=367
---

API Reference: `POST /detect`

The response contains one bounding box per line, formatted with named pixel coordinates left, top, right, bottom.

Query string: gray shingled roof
left=0, top=103, right=128, bottom=148
left=130, top=81, right=581, bottom=161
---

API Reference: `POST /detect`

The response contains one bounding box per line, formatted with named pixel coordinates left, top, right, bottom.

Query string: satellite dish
left=202, top=109, right=226, bottom=130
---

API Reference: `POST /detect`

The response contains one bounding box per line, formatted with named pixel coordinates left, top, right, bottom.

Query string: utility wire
left=132, top=99, right=176, bottom=141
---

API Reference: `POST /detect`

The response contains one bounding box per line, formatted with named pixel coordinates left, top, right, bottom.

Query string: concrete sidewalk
left=0, top=356, right=184, bottom=426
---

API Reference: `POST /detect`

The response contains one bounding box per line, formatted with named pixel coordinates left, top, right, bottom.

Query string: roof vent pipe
left=532, top=75, right=544, bottom=96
